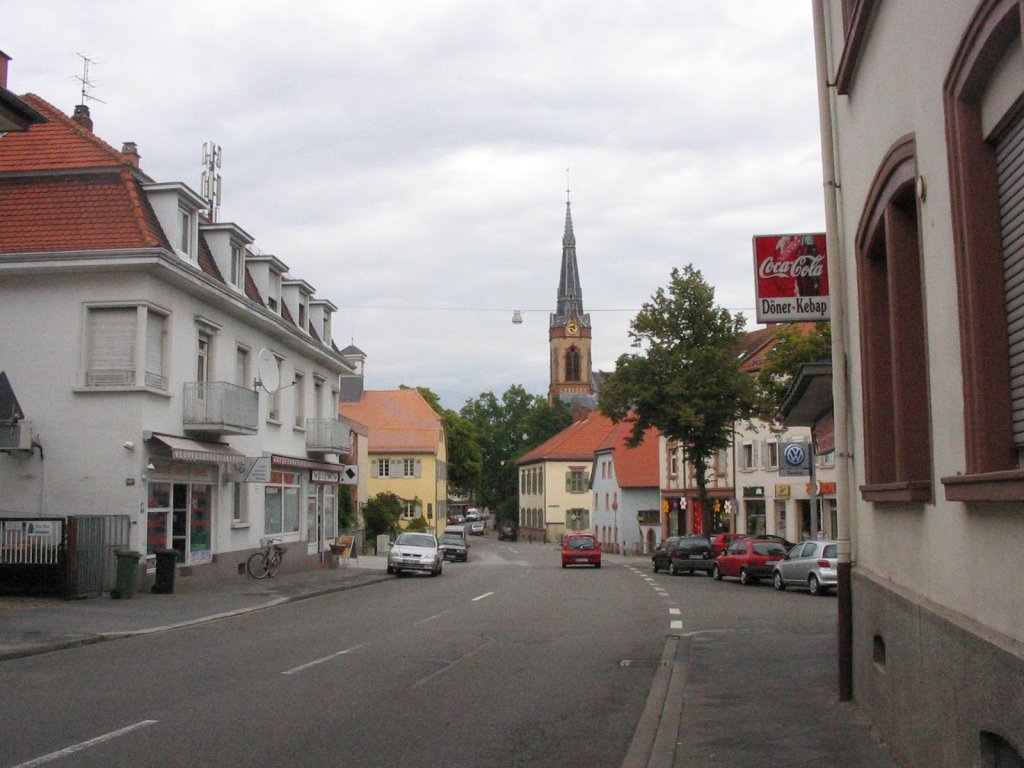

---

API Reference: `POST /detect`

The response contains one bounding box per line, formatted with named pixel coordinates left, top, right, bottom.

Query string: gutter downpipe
left=811, top=0, right=854, bottom=701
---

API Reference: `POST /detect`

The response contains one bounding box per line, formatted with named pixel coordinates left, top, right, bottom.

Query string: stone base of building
left=853, top=569, right=1024, bottom=766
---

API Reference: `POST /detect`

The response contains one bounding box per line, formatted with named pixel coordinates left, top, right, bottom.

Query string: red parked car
left=712, top=539, right=788, bottom=585
left=709, top=532, right=745, bottom=557
left=561, top=533, right=602, bottom=568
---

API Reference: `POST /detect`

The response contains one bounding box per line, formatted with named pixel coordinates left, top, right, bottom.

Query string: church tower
left=548, top=191, right=594, bottom=405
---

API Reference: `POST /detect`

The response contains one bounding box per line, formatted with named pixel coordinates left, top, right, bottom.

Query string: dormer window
left=298, top=299, right=307, bottom=330
left=230, top=243, right=244, bottom=288
left=178, top=206, right=192, bottom=254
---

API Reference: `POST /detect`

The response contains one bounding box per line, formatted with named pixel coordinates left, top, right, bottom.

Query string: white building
left=591, top=420, right=660, bottom=555
left=0, top=93, right=361, bottom=590
left=810, top=1, right=1024, bottom=764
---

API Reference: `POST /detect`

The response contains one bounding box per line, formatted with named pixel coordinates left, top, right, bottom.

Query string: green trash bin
left=111, top=549, right=142, bottom=599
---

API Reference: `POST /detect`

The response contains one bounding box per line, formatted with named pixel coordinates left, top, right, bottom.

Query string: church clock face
left=566, top=320, right=579, bottom=336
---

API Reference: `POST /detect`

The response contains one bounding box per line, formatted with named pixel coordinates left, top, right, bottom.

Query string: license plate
left=575, top=557, right=589, bottom=563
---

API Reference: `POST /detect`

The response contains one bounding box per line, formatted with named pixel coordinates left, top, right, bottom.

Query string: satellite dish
left=256, top=349, right=280, bottom=392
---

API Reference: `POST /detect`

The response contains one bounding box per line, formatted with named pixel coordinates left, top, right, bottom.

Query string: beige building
left=340, top=389, right=447, bottom=535
left=810, top=2, right=1024, bottom=764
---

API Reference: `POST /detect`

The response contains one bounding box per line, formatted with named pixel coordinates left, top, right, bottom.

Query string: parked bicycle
left=246, top=538, right=286, bottom=579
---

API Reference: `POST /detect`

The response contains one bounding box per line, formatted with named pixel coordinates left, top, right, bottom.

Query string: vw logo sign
left=784, top=443, right=806, bottom=466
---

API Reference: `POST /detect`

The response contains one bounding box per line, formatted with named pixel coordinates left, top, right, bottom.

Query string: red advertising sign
left=753, top=233, right=830, bottom=323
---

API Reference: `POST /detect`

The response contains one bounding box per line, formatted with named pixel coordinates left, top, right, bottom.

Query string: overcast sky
left=6, top=1, right=825, bottom=411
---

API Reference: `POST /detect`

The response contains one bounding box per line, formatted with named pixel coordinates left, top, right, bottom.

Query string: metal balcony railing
left=306, top=417, right=351, bottom=453
left=182, top=381, right=259, bottom=435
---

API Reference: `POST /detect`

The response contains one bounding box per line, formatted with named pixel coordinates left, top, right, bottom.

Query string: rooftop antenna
left=74, top=53, right=106, bottom=106
left=201, top=141, right=222, bottom=222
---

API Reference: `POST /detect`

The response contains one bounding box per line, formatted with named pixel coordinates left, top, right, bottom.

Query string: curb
left=0, top=573, right=392, bottom=663
left=621, top=634, right=689, bottom=768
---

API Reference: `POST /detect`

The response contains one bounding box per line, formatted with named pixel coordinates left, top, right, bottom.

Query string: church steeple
left=549, top=182, right=594, bottom=405
left=552, top=187, right=588, bottom=329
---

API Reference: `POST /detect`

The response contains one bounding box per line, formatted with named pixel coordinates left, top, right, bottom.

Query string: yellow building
left=340, top=389, right=447, bottom=534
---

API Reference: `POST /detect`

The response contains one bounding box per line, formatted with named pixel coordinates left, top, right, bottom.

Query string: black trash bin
left=151, top=549, right=177, bottom=594
left=110, top=549, right=142, bottom=599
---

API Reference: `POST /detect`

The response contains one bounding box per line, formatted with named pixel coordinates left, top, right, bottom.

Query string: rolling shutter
left=996, top=111, right=1024, bottom=446
left=86, top=307, right=136, bottom=386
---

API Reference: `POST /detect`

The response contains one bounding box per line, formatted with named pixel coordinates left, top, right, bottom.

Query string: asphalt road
left=0, top=537, right=671, bottom=768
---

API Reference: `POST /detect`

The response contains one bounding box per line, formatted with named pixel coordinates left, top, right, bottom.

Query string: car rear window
left=566, top=535, right=596, bottom=549
left=823, top=545, right=837, bottom=558
left=439, top=534, right=463, bottom=545
left=753, top=542, right=787, bottom=556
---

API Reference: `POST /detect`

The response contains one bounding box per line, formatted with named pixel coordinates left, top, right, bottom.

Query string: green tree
left=598, top=265, right=756, bottom=534
left=461, top=386, right=571, bottom=518
left=755, top=323, right=832, bottom=412
left=362, top=492, right=403, bottom=540
left=337, top=485, right=357, bottom=531
left=400, top=385, right=483, bottom=498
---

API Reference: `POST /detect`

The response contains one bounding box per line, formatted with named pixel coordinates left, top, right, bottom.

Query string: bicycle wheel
left=267, top=551, right=282, bottom=578
left=246, top=551, right=270, bottom=579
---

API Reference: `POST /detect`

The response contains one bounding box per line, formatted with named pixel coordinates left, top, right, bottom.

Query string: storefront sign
left=743, top=487, right=765, bottom=498
left=775, top=484, right=791, bottom=498
left=339, top=465, right=358, bottom=485
left=753, top=233, right=830, bottom=323
left=310, top=470, right=340, bottom=484
left=242, top=456, right=272, bottom=483
left=780, top=440, right=810, bottom=477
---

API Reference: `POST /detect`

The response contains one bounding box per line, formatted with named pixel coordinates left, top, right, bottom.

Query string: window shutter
left=414, top=459, right=421, bottom=478
left=391, top=459, right=401, bottom=477
left=145, top=313, right=165, bottom=388
left=996, top=113, right=1024, bottom=446
left=86, top=307, right=136, bottom=386
left=565, top=471, right=572, bottom=492
left=371, top=461, right=379, bottom=478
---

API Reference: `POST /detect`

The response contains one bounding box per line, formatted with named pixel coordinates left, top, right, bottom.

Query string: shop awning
left=271, top=454, right=342, bottom=475
left=147, top=433, right=246, bottom=464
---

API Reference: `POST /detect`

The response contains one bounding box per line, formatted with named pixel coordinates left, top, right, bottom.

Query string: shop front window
left=265, top=471, right=301, bottom=536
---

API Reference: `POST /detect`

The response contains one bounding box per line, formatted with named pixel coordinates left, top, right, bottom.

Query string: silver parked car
left=387, top=532, right=443, bottom=577
left=771, top=539, right=838, bottom=596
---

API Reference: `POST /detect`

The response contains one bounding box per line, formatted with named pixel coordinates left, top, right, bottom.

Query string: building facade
left=813, top=1, right=1024, bottom=764
left=0, top=93, right=357, bottom=589
left=517, top=413, right=617, bottom=543
left=591, top=420, right=660, bottom=555
left=339, top=389, right=448, bottom=535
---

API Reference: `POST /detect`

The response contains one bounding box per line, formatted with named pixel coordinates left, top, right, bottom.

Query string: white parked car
left=771, top=539, right=838, bottom=596
left=387, top=532, right=443, bottom=577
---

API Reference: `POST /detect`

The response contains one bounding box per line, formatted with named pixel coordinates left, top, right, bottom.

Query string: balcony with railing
left=306, top=417, right=351, bottom=454
left=183, top=381, right=259, bottom=435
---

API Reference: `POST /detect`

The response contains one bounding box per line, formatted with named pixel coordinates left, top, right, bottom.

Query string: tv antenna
left=74, top=53, right=106, bottom=106
left=201, top=141, right=223, bottom=221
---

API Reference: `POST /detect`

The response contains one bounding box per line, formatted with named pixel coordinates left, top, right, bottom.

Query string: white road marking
left=282, top=643, right=365, bottom=675
left=472, top=591, right=494, bottom=601
left=670, top=620, right=683, bottom=630
left=416, top=611, right=446, bottom=625
left=11, top=721, right=158, bottom=768
left=669, top=608, right=681, bottom=615
left=414, top=637, right=497, bottom=688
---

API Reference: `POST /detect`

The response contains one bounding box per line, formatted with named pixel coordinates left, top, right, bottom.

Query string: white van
left=443, top=524, right=468, bottom=545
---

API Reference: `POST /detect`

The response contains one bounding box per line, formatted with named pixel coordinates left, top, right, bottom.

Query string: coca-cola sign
left=752, top=233, right=830, bottom=323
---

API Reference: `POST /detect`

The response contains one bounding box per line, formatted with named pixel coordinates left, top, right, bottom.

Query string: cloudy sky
left=6, top=1, right=825, bottom=411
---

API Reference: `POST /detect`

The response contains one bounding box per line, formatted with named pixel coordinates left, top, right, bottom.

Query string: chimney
left=121, top=142, right=140, bottom=169
left=71, top=104, right=93, bottom=132
left=0, top=50, right=10, bottom=89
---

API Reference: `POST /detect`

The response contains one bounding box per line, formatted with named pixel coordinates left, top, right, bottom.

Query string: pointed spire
left=554, top=176, right=586, bottom=326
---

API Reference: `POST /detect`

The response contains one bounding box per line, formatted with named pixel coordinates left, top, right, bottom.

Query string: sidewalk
left=0, top=556, right=391, bottom=661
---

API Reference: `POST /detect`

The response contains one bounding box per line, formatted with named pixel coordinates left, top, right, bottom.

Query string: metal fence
left=0, top=515, right=130, bottom=597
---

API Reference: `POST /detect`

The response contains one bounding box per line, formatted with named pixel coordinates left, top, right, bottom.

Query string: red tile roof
left=596, top=419, right=660, bottom=488
left=0, top=171, right=170, bottom=252
left=339, top=390, right=443, bottom=454
left=0, top=95, right=143, bottom=173
left=517, top=412, right=618, bottom=465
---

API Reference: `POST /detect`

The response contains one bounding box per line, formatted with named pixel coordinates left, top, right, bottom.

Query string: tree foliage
left=598, top=265, right=756, bottom=533
left=755, top=323, right=832, bottom=412
left=362, top=492, right=403, bottom=540
left=461, top=385, right=571, bottom=518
